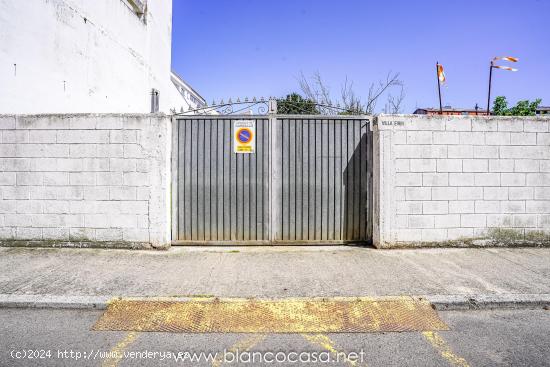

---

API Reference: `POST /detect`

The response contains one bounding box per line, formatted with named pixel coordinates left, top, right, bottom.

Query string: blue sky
left=172, top=0, right=550, bottom=113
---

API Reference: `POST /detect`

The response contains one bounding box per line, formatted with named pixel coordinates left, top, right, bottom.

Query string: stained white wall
left=0, top=0, right=182, bottom=114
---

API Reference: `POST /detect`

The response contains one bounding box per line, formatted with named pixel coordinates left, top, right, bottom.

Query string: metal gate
left=172, top=115, right=372, bottom=245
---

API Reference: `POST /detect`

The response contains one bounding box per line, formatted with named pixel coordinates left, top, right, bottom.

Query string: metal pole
left=436, top=62, right=443, bottom=114
left=486, top=61, right=493, bottom=116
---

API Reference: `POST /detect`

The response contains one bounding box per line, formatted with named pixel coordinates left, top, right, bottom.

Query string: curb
left=424, top=294, right=550, bottom=311
left=0, top=240, right=157, bottom=250
left=0, top=294, right=548, bottom=311
left=0, top=295, right=111, bottom=310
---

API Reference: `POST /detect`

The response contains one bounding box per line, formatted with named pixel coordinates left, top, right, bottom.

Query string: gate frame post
left=269, top=98, right=277, bottom=114
left=269, top=99, right=280, bottom=243
left=171, top=116, right=179, bottom=243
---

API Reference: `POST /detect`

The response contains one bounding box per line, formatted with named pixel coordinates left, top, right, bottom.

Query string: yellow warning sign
left=234, top=120, right=255, bottom=153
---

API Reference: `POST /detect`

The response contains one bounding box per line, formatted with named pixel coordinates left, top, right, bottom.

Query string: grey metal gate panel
left=173, top=115, right=371, bottom=244
left=273, top=117, right=371, bottom=242
left=173, top=117, right=270, bottom=241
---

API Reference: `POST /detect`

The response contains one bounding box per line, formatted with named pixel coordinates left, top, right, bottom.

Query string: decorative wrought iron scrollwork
left=175, top=97, right=272, bottom=116
left=174, top=96, right=368, bottom=117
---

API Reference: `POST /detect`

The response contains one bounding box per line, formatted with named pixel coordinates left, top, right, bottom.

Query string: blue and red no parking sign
left=236, top=128, right=253, bottom=144
left=234, top=121, right=256, bottom=153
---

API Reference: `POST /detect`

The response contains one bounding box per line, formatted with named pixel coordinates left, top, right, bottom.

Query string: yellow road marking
left=102, top=331, right=139, bottom=367
left=211, top=334, right=266, bottom=367
left=302, top=334, right=367, bottom=367
left=422, top=331, right=470, bottom=367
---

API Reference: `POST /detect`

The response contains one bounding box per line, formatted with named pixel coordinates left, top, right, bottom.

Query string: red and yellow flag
left=493, top=56, right=519, bottom=63
left=493, top=65, right=518, bottom=72
left=437, top=64, right=446, bottom=83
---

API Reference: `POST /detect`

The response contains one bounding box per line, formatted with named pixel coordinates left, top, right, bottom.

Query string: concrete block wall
left=373, top=115, right=550, bottom=248
left=0, top=114, right=171, bottom=248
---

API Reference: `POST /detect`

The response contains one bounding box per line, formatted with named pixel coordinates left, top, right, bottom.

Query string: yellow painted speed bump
left=93, top=296, right=448, bottom=333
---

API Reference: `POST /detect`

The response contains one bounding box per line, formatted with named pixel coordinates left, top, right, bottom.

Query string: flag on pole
left=493, top=65, right=518, bottom=72
left=436, top=62, right=444, bottom=114
left=487, top=56, right=519, bottom=116
left=493, top=56, right=519, bottom=63
left=437, top=64, right=446, bottom=83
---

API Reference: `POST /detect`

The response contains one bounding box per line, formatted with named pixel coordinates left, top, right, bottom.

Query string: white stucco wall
left=0, top=0, right=182, bottom=114
left=373, top=115, right=550, bottom=248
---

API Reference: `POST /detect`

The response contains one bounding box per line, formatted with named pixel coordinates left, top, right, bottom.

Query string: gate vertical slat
left=358, top=119, right=365, bottom=240
left=248, top=138, right=254, bottom=240
left=294, top=121, right=304, bottom=240
left=229, top=120, right=235, bottom=241
left=239, top=145, right=245, bottom=240
left=282, top=119, right=287, bottom=241
left=333, top=119, right=341, bottom=240
left=239, top=139, right=244, bottom=240
left=189, top=120, right=197, bottom=240
left=319, top=119, right=324, bottom=239
left=314, top=119, right=321, bottom=240
left=286, top=118, right=292, bottom=241
left=308, top=119, right=315, bottom=241
left=177, top=119, right=182, bottom=240
left=211, top=119, right=217, bottom=240
left=288, top=119, right=295, bottom=241
left=175, top=119, right=182, bottom=240
left=325, top=118, right=331, bottom=240
left=329, top=119, right=335, bottom=240
left=195, top=119, right=202, bottom=239
left=352, top=119, right=358, bottom=240
left=300, top=120, right=307, bottom=240
left=197, top=120, right=204, bottom=240
left=210, top=119, right=217, bottom=240
left=256, top=119, right=261, bottom=240
left=288, top=119, right=291, bottom=241
left=182, top=119, right=190, bottom=240
left=359, top=121, right=369, bottom=240
left=264, top=118, right=270, bottom=240
left=239, top=151, right=244, bottom=240
left=215, top=119, right=223, bottom=241
left=338, top=120, right=343, bottom=240
left=353, top=120, right=361, bottom=240
left=245, top=123, right=251, bottom=241
left=265, top=119, right=270, bottom=240
left=328, top=119, right=335, bottom=240
left=250, top=123, right=257, bottom=241
left=349, top=120, right=356, bottom=240
left=319, top=119, right=324, bottom=240
left=344, top=119, right=350, bottom=240
left=352, top=119, right=360, bottom=240
left=258, top=119, right=265, bottom=240
left=223, top=119, right=230, bottom=240
left=204, top=120, right=211, bottom=241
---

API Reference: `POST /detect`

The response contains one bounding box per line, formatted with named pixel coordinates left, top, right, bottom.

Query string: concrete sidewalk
left=0, top=246, right=549, bottom=309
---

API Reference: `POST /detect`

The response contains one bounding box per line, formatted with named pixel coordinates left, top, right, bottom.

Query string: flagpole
left=436, top=62, right=443, bottom=114
left=486, top=61, right=493, bottom=116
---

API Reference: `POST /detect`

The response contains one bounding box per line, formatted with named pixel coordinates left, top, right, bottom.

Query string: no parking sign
left=234, top=120, right=255, bottom=153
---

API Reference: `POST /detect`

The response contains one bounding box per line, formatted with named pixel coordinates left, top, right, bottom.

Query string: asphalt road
left=0, top=308, right=549, bottom=367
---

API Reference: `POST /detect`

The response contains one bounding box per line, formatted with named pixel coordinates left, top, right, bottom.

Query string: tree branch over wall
left=298, top=71, right=404, bottom=114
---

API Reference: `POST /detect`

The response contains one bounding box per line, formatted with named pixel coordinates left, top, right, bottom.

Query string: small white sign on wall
left=233, top=120, right=255, bottom=154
